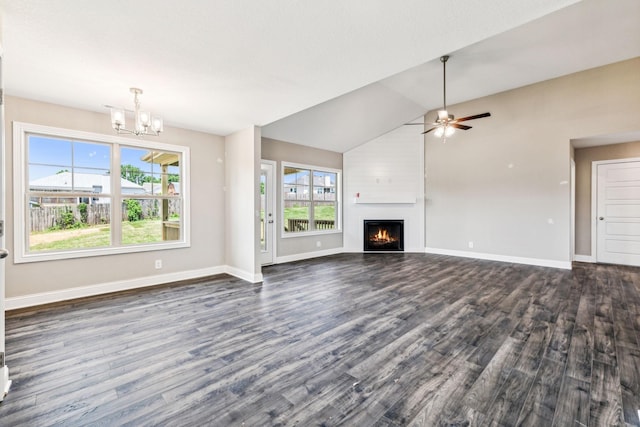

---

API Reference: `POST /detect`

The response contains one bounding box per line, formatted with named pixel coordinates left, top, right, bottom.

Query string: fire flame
left=372, top=228, right=394, bottom=243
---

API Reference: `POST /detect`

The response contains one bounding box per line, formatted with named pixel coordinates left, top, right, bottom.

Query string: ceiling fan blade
left=451, top=123, right=472, bottom=130
left=455, top=112, right=491, bottom=123
left=422, top=127, right=437, bottom=134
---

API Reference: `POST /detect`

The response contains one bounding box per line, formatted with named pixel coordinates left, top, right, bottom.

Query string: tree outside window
left=14, top=122, right=189, bottom=262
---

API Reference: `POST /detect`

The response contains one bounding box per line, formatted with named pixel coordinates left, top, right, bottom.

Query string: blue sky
left=28, top=135, right=179, bottom=181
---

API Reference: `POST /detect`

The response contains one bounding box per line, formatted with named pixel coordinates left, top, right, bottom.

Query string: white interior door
left=596, top=160, right=640, bottom=266
left=260, top=161, right=276, bottom=265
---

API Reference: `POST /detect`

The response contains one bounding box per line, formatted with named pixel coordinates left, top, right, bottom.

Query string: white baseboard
left=224, top=265, right=263, bottom=283
left=6, top=247, right=573, bottom=310
left=424, top=247, right=572, bottom=270
left=275, top=247, right=343, bottom=264
left=6, top=266, right=229, bottom=310
left=573, top=255, right=595, bottom=263
left=1, top=366, right=11, bottom=402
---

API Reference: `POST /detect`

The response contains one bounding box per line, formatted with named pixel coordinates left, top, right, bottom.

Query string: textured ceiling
left=263, top=0, right=640, bottom=151
left=1, top=1, right=638, bottom=153
left=1, top=1, right=580, bottom=142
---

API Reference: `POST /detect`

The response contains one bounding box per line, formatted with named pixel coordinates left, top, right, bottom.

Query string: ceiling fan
left=407, top=55, right=490, bottom=141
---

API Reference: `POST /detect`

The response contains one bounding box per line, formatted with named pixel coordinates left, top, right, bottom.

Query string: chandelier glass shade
left=110, top=88, right=163, bottom=136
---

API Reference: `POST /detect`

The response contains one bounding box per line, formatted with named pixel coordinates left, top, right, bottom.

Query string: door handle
left=599, top=217, right=604, bottom=221
left=268, top=220, right=274, bottom=224
left=0, top=249, right=8, bottom=259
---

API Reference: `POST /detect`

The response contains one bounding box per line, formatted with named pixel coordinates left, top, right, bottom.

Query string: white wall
left=225, top=126, right=262, bottom=282
left=343, top=125, right=424, bottom=252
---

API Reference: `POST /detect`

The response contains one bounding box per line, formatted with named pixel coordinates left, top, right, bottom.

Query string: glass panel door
left=260, top=161, right=275, bottom=265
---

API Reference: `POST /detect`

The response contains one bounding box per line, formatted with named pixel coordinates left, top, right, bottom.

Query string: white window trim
left=13, top=121, right=191, bottom=263
left=281, top=161, right=342, bottom=238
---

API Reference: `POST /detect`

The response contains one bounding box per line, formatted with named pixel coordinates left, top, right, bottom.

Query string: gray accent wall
left=425, top=58, right=640, bottom=265
left=261, top=137, right=343, bottom=259
left=4, top=96, right=227, bottom=299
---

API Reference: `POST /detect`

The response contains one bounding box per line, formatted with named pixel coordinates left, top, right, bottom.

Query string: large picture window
left=14, top=122, right=190, bottom=262
left=282, top=162, right=340, bottom=235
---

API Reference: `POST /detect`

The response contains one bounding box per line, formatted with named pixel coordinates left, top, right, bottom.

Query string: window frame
left=281, top=161, right=341, bottom=238
left=13, top=121, right=190, bottom=263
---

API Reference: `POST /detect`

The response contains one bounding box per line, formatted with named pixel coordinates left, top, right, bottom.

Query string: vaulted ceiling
left=1, top=0, right=639, bottom=152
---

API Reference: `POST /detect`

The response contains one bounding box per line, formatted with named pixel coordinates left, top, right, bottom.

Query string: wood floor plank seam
left=1, top=254, right=639, bottom=426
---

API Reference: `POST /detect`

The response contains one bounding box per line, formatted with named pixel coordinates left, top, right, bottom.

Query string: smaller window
left=282, top=162, right=341, bottom=235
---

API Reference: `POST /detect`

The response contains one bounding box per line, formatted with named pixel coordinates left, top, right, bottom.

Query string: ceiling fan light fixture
left=419, top=55, right=490, bottom=138
left=437, top=110, right=450, bottom=122
left=411, top=55, right=490, bottom=136
left=445, top=125, right=455, bottom=137
left=434, top=125, right=454, bottom=138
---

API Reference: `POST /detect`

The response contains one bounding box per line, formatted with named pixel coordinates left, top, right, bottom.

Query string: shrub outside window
left=282, top=162, right=340, bottom=235
left=14, top=122, right=190, bottom=263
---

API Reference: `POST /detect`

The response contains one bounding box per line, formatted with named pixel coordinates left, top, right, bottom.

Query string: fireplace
left=363, top=220, right=404, bottom=252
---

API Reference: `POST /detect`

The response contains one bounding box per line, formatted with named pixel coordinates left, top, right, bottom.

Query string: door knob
left=0, top=249, right=8, bottom=259
left=599, top=217, right=604, bottom=220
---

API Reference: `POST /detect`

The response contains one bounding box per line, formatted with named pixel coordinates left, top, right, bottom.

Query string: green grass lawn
left=29, top=219, right=165, bottom=252
left=284, top=205, right=335, bottom=221
left=283, top=205, right=336, bottom=231
left=29, top=207, right=331, bottom=251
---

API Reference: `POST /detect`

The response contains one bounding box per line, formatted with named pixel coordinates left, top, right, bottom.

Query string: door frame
left=571, top=158, right=575, bottom=261
left=260, top=160, right=276, bottom=265
left=0, top=52, right=11, bottom=401
left=591, top=156, right=640, bottom=263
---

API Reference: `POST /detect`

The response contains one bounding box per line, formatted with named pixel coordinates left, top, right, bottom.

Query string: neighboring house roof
left=142, top=182, right=180, bottom=195
left=284, top=174, right=335, bottom=187
left=29, top=172, right=146, bottom=195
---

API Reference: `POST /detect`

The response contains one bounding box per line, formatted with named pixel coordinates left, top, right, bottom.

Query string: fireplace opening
left=364, top=220, right=404, bottom=252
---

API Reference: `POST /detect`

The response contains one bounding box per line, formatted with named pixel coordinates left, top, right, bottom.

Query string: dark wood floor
left=1, top=253, right=639, bottom=426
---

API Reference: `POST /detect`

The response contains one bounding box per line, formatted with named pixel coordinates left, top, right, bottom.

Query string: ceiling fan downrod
left=404, top=54, right=491, bottom=135
left=441, top=55, right=449, bottom=113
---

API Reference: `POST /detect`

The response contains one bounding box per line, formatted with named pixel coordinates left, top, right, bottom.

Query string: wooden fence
left=29, top=201, right=181, bottom=232
left=287, top=219, right=335, bottom=232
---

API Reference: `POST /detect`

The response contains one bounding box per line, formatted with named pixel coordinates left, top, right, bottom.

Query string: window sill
left=281, top=229, right=342, bottom=239
left=14, top=240, right=190, bottom=264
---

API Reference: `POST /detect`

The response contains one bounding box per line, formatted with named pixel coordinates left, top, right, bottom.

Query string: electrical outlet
left=316, top=241, right=322, bottom=248
left=155, top=259, right=162, bottom=269
left=468, top=241, right=474, bottom=249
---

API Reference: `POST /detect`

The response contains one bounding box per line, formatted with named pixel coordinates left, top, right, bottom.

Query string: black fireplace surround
left=363, top=220, right=404, bottom=252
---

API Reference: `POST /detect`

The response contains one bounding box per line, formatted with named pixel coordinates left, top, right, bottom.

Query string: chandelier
left=110, top=88, right=163, bottom=136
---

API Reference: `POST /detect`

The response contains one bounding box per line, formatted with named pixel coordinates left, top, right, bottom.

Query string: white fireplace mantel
left=353, top=196, right=416, bottom=204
